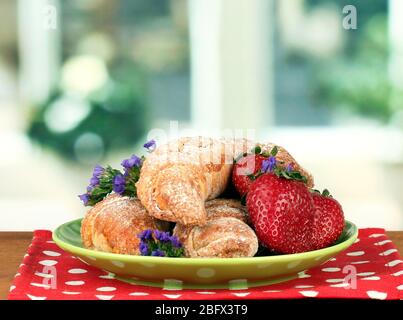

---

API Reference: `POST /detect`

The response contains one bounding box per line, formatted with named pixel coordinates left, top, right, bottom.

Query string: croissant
left=204, top=198, right=250, bottom=223
left=136, top=137, right=252, bottom=226
left=81, top=194, right=167, bottom=255
left=174, top=199, right=258, bottom=258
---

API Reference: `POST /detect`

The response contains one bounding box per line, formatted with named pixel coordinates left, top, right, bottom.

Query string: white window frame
left=189, top=0, right=274, bottom=131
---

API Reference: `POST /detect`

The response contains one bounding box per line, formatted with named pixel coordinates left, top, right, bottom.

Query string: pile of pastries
left=81, top=137, right=314, bottom=258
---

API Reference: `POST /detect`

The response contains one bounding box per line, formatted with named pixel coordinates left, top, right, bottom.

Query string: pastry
left=204, top=198, right=249, bottom=223
left=81, top=194, right=167, bottom=255
left=136, top=137, right=252, bottom=226
left=78, top=136, right=317, bottom=259
left=174, top=199, right=258, bottom=258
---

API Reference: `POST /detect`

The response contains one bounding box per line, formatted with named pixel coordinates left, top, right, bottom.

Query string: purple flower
left=286, top=163, right=293, bottom=172
left=121, top=154, right=142, bottom=169
left=89, top=176, right=100, bottom=187
left=139, top=242, right=149, bottom=255
left=78, top=193, right=89, bottom=206
left=138, top=229, right=153, bottom=241
left=261, top=156, right=277, bottom=173
left=92, top=165, right=104, bottom=178
left=87, top=164, right=104, bottom=190
left=113, top=174, right=126, bottom=194
left=154, top=230, right=170, bottom=242
left=170, top=235, right=182, bottom=248
left=137, top=229, right=184, bottom=257
left=143, top=139, right=156, bottom=152
left=151, top=249, right=165, bottom=257
left=155, top=230, right=182, bottom=247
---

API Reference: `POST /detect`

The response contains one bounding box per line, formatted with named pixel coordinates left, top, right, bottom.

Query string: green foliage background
left=28, top=58, right=148, bottom=161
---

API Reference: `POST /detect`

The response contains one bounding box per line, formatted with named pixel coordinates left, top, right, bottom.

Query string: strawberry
left=310, top=190, right=345, bottom=250
left=232, top=153, right=266, bottom=196
left=246, top=173, right=315, bottom=254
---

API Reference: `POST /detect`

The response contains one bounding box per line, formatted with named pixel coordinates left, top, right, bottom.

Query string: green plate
left=53, top=219, right=357, bottom=289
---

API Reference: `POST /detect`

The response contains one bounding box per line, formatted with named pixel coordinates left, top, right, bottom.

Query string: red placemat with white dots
left=7, top=229, right=403, bottom=300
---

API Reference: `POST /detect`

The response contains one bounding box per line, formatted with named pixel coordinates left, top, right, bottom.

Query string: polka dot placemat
left=8, top=229, right=403, bottom=300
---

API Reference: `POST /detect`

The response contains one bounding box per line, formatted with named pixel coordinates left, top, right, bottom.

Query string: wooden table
left=1, top=232, right=402, bottom=300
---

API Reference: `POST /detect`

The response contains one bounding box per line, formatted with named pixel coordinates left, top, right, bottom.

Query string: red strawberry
left=310, top=192, right=345, bottom=250
left=246, top=173, right=315, bottom=254
left=232, top=154, right=266, bottom=196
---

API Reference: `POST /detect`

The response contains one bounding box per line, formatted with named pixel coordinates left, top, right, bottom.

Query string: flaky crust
left=136, top=137, right=252, bottom=226
left=81, top=194, right=165, bottom=255
left=204, top=198, right=249, bottom=223
left=174, top=199, right=258, bottom=258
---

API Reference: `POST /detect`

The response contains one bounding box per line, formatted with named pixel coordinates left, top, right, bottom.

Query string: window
left=0, top=0, right=402, bottom=230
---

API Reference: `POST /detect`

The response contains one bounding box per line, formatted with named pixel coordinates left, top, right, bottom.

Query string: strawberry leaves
left=249, top=144, right=308, bottom=184
left=253, top=145, right=262, bottom=154
left=273, top=166, right=308, bottom=184
left=311, top=188, right=332, bottom=197
left=232, top=144, right=310, bottom=199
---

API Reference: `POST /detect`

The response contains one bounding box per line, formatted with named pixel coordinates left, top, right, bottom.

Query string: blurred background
left=0, top=0, right=402, bottom=230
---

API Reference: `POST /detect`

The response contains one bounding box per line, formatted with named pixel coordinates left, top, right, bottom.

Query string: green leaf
left=270, top=146, right=278, bottom=156
left=299, top=175, right=308, bottom=183
left=90, top=187, right=109, bottom=197
left=290, top=171, right=307, bottom=183
left=322, top=189, right=331, bottom=197
left=281, top=171, right=291, bottom=179
left=241, top=194, right=247, bottom=206
left=247, top=174, right=256, bottom=181
left=143, top=234, right=185, bottom=257
left=271, top=166, right=308, bottom=184
left=253, top=146, right=261, bottom=154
